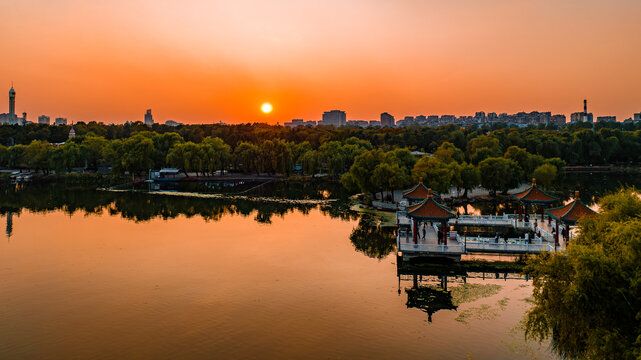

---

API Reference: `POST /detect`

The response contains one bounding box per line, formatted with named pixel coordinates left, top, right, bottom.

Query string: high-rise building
left=634, top=113, right=641, bottom=121
left=55, top=117, right=68, bottom=125
left=38, top=115, right=50, bottom=125
left=597, top=116, right=616, bottom=122
left=551, top=114, right=566, bottom=125
left=144, top=109, right=154, bottom=126
left=8, top=86, right=16, bottom=125
left=571, top=112, right=593, bottom=123
left=321, top=110, right=346, bottom=126
left=380, top=112, right=395, bottom=127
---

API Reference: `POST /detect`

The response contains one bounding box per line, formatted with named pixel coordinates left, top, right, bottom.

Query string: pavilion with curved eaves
left=546, top=191, right=598, bottom=245
left=403, top=178, right=437, bottom=204
left=511, top=178, right=558, bottom=222
left=407, top=197, right=455, bottom=245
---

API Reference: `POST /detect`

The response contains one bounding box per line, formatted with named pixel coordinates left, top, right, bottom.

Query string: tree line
left=0, top=126, right=569, bottom=197
left=2, top=120, right=641, bottom=165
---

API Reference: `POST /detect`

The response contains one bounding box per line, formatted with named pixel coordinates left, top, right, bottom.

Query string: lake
left=0, top=186, right=555, bottom=360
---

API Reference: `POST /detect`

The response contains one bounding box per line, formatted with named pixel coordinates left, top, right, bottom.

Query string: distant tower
left=8, top=86, right=16, bottom=124
left=68, top=123, right=76, bottom=139
left=22, top=112, right=27, bottom=123
left=583, top=99, right=587, bottom=122
left=144, top=109, right=154, bottom=126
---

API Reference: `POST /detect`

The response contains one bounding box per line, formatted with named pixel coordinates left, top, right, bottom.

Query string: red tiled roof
left=546, top=199, right=598, bottom=224
left=407, top=198, right=455, bottom=220
left=511, top=179, right=557, bottom=204
left=403, top=181, right=435, bottom=200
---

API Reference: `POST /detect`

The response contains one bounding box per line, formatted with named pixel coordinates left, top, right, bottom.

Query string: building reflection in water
left=397, top=263, right=529, bottom=323
left=5, top=211, right=12, bottom=239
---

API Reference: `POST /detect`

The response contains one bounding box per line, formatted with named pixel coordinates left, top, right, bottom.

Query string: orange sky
left=1, top=0, right=640, bottom=124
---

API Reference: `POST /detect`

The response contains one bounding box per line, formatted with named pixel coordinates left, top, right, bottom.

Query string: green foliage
left=467, top=135, right=502, bottom=164
left=525, top=189, right=641, bottom=360
left=459, top=162, right=480, bottom=197
left=504, top=145, right=543, bottom=180
left=0, top=144, right=8, bottom=167
left=300, top=150, right=320, bottom=177
left=478, top=157, right=522, bottom=195
left=344, top=149, right=385, bottom=194
left=435, top=141, right=464, bottom=163
left=233, top=141, right=259, bottom=174
left=412, top=156, right=458, bottom=194
left=24, top=140, right=51, bottom=173
left=532, top=164, right=557, bottom=188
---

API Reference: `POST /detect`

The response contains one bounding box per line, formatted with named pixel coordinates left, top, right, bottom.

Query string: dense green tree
left=412, top=156, right=455, bottom=194
left=8, top=144, right=26, bottom=169
left=458, top=162, right=480, bottom=198
left=504, top=146, right=544, bottom=179
left=373, top=161, right=410, bottom=201
left=467, top=135, right=502, bottom=164
left=526, top=189, right=641, bottom=360
left=532, top=164, right=557, bottom=188
left=478, top=157, right=522, bottom=195
left=24, top=140, right=51, bottom=173
left=434, top=141, right=464, bottom=163
left=167, top=142, right=202, bottom=176
left=342, top=149, right=384, bottom=194
left=80, top=135, right=108, bottom=169
left=233, top=142, right=259, bottom=174
left=300, top=150, right=320, bottom=177
left=120, top=135, right=155, bottom=176
left=0, top=144, right=8, bottom=167
left=200, top=137, right=231, bottom=175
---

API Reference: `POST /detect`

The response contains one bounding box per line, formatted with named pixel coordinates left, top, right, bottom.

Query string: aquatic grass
left=455, top=304, right=499, bottom=324
left=451, top=283, right=502, bottom=306
left=498, top=297, right=510, bottom=310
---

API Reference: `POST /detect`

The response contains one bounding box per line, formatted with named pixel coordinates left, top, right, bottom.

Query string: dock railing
left=398, top=241, right=466, bottom=254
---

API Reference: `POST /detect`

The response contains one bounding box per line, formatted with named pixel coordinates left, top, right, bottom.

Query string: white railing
left=452, top=214, right=514, bottom=226
left=399, top=242, right=466, bottom=254
left=465, top=241, right=554, bottom=253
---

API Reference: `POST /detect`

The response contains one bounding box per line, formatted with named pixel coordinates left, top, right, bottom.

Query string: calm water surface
left=1, top=204, right=554, bottom=359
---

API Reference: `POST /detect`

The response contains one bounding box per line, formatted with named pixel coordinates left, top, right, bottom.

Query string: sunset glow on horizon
left=2, top=0, right=640, bottom=124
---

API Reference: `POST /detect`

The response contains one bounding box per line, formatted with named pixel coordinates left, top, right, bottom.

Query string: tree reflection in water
left=0, top=183, right=358, bottom=226
left=348, top=216, right=397, bottom=260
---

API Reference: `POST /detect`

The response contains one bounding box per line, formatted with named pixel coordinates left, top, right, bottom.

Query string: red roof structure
left=511, top=178, right=558, bottom=204
left=407, top=198, right=455, bottom=220
left=546, top=191, right=598, bottom=224
left=403, top=178, right=436, bottom=201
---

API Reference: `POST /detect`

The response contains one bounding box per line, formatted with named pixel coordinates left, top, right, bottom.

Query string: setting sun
left=261, top=102, right=273, bottom=114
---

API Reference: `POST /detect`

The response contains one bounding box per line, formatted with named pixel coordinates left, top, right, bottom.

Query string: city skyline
left=3, top=84, right=635, bottom=127
left=2, top=0, right=641, bottom=124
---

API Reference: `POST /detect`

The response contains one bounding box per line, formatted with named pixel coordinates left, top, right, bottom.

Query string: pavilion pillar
left=442, top=221, right=448, bottom=246
left=554, top=221, right=559, bottom=247
left=524, top=204, right=528, bottom=220
left=540, top=206, right=544, bottom=222
left=413, top=219, right=417, bottom=244
left=518, top=201, right=522, bottom=221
